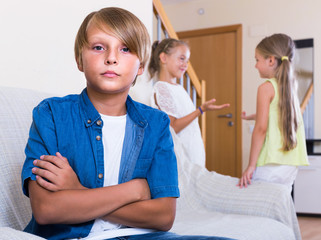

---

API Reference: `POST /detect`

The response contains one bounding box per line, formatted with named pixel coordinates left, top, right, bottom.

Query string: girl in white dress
left=148, top=38, right=229, bottom=167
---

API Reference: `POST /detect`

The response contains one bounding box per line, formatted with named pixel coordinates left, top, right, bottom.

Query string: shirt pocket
left=132, top=158, right=152, bottom=178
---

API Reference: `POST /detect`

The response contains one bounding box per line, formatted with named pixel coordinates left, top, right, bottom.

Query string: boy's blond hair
left=75, top=7, right=151, bottom=70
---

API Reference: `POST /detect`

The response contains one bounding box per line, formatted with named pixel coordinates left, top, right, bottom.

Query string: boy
left=22, top=7, right=233, bottom=240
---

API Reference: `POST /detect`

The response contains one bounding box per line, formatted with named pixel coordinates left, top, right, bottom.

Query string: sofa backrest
left=0, top=87, right=52, bottom=230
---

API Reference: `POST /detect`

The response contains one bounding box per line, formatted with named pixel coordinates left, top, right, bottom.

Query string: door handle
left=218, top=113, right=232, bottom=118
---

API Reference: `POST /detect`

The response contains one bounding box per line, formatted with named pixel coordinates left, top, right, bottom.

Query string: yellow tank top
left=257, top=78, right=309, bottom=166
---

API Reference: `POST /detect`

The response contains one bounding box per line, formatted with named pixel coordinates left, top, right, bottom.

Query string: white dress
left=150, top=81, right=205, bottom=167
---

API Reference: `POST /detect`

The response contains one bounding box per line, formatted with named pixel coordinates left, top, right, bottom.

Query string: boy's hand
left=130, top=178, right=151, bottom=201
left=201, top=98, right=230, bottom=112
left=32, top=152, right=85, bottom=192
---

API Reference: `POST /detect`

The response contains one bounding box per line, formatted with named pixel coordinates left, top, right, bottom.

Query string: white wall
left=162, top=0, right=321, bottom=169
left=0, top=0, right=153, bottom=104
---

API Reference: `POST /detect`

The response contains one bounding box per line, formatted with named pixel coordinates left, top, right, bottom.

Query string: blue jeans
left=109, top=231, right=236, bottom=240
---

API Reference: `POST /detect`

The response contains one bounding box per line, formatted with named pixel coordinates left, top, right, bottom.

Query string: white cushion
left=0, top=227, right=44, bottom=240
left=0, top=87, right=52, bottom=230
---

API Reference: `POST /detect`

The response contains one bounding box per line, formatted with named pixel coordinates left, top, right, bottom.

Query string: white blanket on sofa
left=170, top=129, right=300, bottom=240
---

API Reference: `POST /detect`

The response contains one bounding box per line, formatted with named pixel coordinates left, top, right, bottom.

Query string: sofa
left=0, top=86, right=300, bottom=240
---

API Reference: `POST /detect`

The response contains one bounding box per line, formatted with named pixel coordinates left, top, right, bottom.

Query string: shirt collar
left=79, top=88, right=101, bottom=127
left=125, top=95, right=148, bottom=129
left=79, top=88, right=148, bottom=129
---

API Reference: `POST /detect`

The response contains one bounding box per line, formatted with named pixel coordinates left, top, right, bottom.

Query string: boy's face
left=78, top=24, right=143, bottom=96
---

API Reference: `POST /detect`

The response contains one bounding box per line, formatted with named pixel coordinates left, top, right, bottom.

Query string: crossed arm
left=29, top=153, right=176, bottom=231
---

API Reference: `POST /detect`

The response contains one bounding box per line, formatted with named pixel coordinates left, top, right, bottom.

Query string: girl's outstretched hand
left=32, top=152, right=85, bottom=192
left=241, top=111, right=256, bottom=120
left=201, top=98, right=230, bottom=112
left=237, top=165, right=256, bottom=188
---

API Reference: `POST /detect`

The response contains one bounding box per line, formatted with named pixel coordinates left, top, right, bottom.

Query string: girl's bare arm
left=241, top=111, right=256, bottom=120
left=238, top=82, right=274, bottom=187
left=169, top=98, right=230, bottom=134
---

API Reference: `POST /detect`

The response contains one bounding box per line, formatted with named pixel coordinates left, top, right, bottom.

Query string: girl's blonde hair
left=256, top=33, right=299, bottom=151
left=74, top=7, right=151, bottom=84
left=148, top=38, right=188, bottom=79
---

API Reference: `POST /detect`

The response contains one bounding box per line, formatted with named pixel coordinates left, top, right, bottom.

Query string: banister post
left=201, top=80, right=206, bottom=146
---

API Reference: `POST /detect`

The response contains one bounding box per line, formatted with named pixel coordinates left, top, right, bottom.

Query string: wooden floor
left=298, top=215, right=321, bottom=240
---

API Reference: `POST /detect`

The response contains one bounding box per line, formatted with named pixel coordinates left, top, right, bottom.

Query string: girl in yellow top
left=238, top=34, right=309, bottom=192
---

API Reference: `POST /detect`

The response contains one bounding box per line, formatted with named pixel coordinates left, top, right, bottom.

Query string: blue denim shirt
left=21, top=88, right=180, bottom=240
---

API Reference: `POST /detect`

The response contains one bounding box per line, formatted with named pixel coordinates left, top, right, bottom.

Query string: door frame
left=178, top=24, right=243, bottom=177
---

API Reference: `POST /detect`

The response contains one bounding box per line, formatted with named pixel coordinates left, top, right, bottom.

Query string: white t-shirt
left=86, top=114, right=154, bottom=239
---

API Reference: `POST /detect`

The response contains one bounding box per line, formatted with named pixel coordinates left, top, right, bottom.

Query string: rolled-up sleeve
left=147, top=114, right=180, bottom=199
left=21, top=100, right=58, bottom=197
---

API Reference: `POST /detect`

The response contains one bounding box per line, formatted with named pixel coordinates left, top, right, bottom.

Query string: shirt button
left=97, top=120, right=102, bottom=126
left=98, top=173, right=103, bottom=179
left=87, top=119, right=91, bottom=124
left=96, top=135, right=101, bottom=141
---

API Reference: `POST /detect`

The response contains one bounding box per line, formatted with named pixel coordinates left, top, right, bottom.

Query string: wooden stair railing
left=300, top=82, right=313, bottom=114
left=153, top=0, right=207, bottom=146
left=300, top=81, right=314, bottom=139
